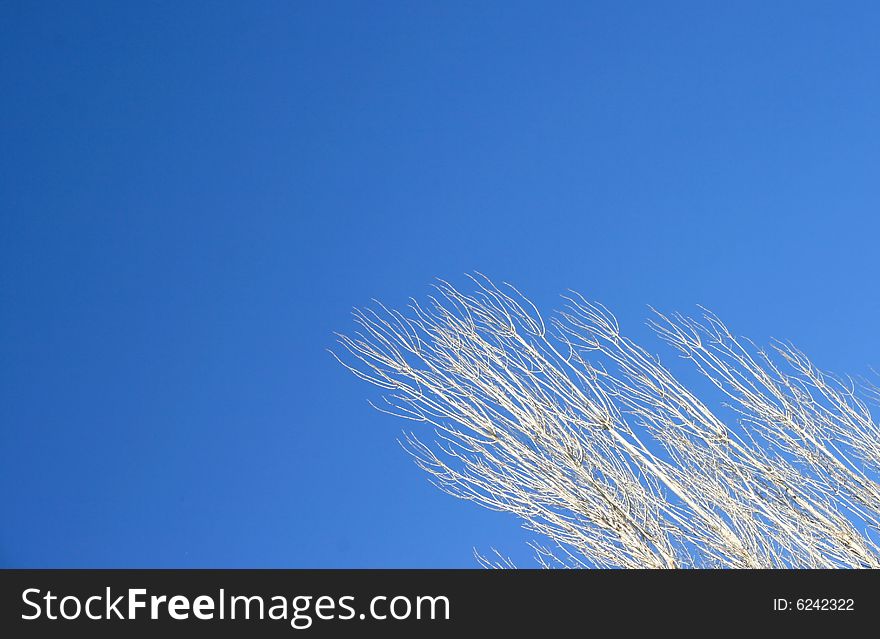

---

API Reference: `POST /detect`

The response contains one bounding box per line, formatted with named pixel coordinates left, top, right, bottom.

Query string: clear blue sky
left=2, top=1, right=878, bottom=567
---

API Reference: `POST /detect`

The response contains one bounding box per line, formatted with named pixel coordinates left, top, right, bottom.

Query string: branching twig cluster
left=331, top=275, right=880, bottom=568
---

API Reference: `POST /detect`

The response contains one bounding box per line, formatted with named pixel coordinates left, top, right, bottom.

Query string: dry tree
left=331, top=274, right=880, bottom=568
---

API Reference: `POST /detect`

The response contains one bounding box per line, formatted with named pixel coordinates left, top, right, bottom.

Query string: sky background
left=2, top=1, right=879, bottom=567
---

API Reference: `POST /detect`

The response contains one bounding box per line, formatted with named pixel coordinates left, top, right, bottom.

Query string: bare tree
left=331, top=274, right=880, bottom=568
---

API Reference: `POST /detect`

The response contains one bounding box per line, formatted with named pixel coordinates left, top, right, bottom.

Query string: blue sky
left=1, top=1, right=878, bottom=567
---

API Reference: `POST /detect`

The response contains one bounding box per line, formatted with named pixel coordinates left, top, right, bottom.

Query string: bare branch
left=333, top=276, right=880, bottom=568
